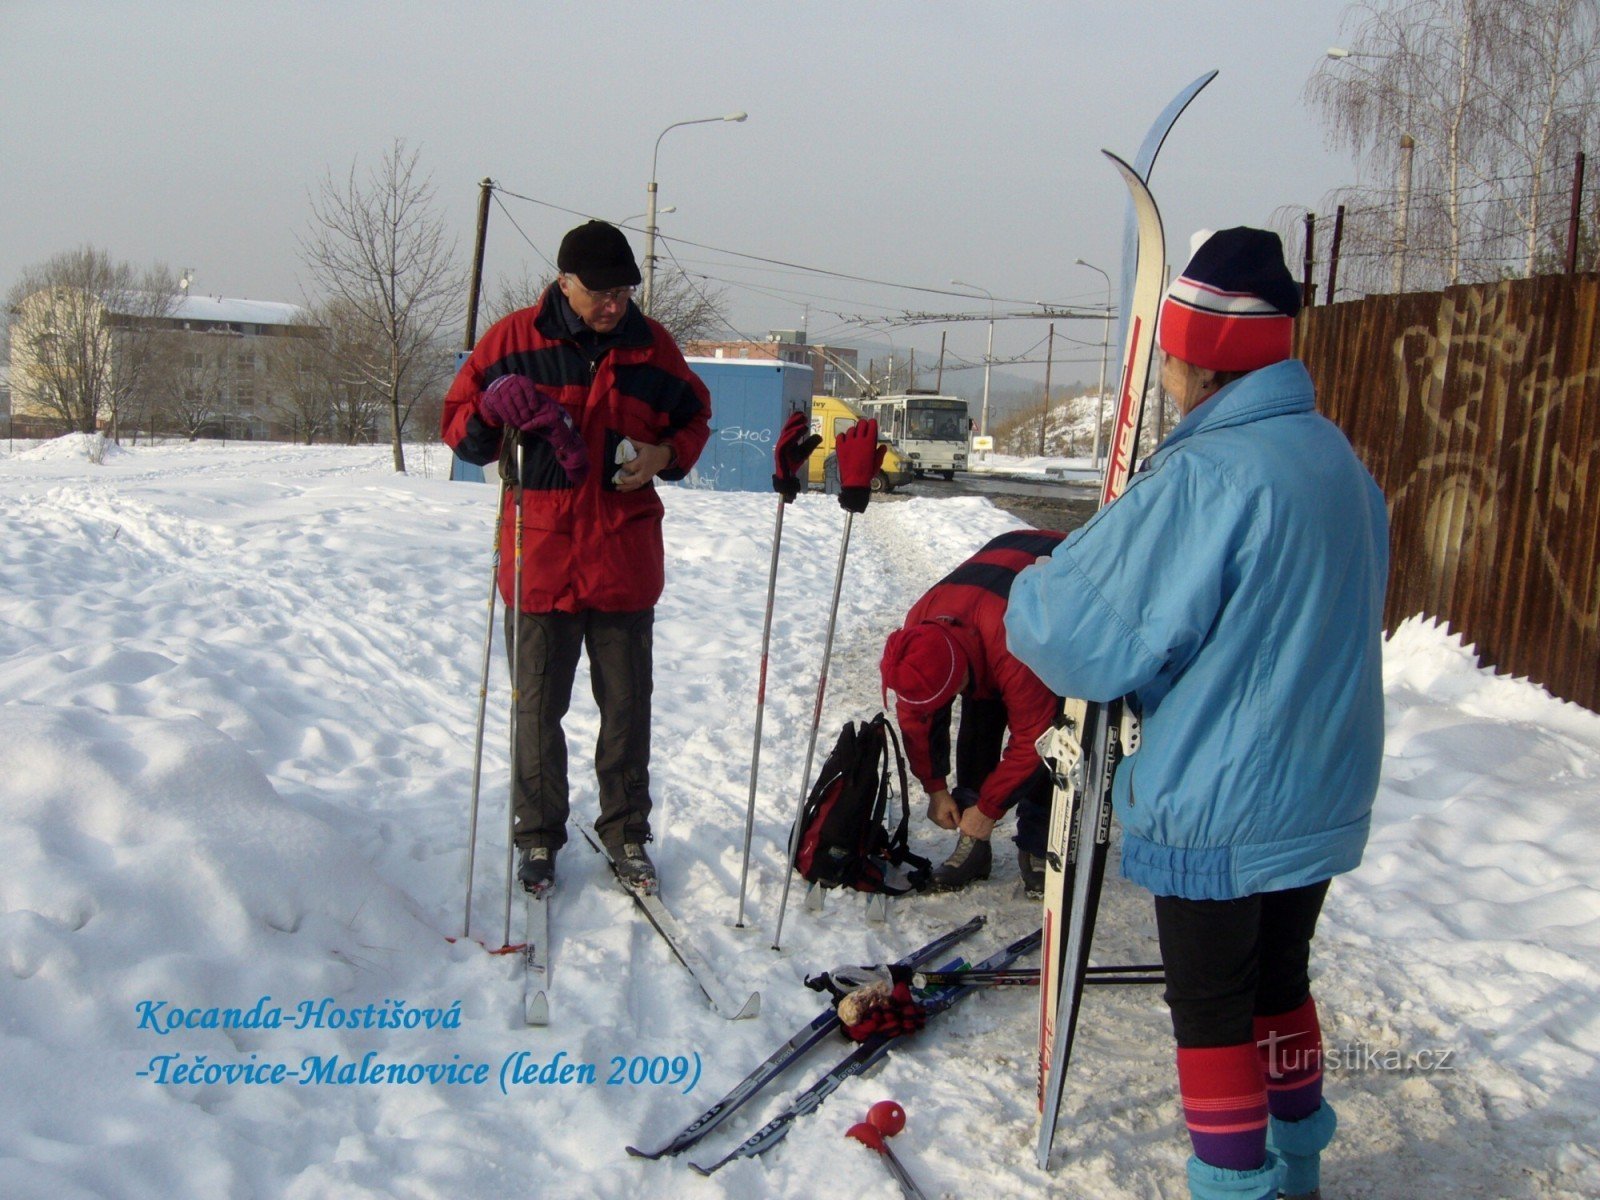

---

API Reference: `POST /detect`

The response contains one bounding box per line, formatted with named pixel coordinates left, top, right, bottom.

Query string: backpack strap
left=878, top=715, right=933, bottom=891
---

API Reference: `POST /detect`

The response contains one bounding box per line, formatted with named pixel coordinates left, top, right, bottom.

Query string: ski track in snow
left=0, top=437, right=1596, bottom=1199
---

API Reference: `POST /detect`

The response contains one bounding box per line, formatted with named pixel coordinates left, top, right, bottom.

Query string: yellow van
left=807, top=395, right=914, bottom=494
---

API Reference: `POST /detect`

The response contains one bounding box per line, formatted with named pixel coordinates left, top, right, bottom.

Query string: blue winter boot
left=1266, top=1102, right=1337, bottom=1199
left=1185, top=1152, right=1285, bottom=1200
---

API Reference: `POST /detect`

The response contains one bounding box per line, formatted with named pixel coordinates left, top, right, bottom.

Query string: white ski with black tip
left=580, top=829, right=759, bottom=1021
left=522, top=889, right=550, bottom=1026
left=1035, top=149, right=1172, bottom=1171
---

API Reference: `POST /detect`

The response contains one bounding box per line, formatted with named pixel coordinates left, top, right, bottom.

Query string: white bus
left=857, top=392, right=971, bottom=480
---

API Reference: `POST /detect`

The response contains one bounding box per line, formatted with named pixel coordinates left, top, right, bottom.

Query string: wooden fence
left=1296, top=274, right=1600, bottom=712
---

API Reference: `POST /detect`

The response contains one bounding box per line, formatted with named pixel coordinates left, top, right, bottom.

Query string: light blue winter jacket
left=1004, top=359, right=1389, bottom=901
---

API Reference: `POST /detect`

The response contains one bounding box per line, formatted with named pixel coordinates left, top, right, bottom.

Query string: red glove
left=772, top=411, right=822, bottom=503
left=838, top=979, right=927, bottom=1042
left=833, top=419, right=885, bottom=514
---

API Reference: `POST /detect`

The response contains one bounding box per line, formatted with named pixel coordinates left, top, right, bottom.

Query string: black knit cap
left=557, top=221, right=642, bottom=290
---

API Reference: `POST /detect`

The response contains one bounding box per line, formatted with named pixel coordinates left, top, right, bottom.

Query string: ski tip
left=718, top=991, right=761, bottom=1021
left=624, top=1144, right=659, bottom=1160
left=686, top=1159, right=717, bottom=1177
left=1101, top=148, right=1139, bottom=178
left=524, top=993, right=549, bottom=1026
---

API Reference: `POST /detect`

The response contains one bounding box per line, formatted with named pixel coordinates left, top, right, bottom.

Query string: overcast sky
left=2, top=0, right=1369, bottom=396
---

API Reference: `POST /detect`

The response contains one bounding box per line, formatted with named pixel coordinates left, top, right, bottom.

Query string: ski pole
left=770, top=508, right=854, bottom=951
left=502, top=441, right=525, bottom=949
left=908, top=965, right=1164, bottom=989
left=734, top=497, right=787, bottom=929
left=846, top=1100, right=927, bottom=1200
left=462, top=479, right=507, bottom=940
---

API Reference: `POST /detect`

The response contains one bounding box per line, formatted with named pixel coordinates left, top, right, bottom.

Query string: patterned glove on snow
left=838, top=978, right=927, bottom=1042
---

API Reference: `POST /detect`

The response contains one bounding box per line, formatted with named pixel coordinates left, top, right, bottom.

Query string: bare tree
left=647, top=267, right=729, bottom=343
left=6, top=247, right=177, bottom=435
left=1484, top=0, right=1600, bottom=270
left=299, top=140, right=462, bottom=471
left=1307, top=0, right=1600, bottom=291
left=263, top=323, right=336, bottom=445
left=154, top=333, right=233, bottom=440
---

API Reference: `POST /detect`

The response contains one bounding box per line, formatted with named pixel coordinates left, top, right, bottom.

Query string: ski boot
left=615, top=843, right=658, bottom=895
left=1018, top=849, right=1047, bottom=898
left=518, top=846, right=555, bottom=895
left=931, top=835, right=991, bottom=891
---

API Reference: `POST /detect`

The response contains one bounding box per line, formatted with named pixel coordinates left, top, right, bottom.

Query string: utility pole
left=464, top=178, right=493, bottom=351
left=1038, top=323, right=1054, bottom=456
left=1393, top=133, right=1414, bottom=293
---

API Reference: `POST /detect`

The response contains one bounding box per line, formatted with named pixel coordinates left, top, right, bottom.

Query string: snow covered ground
left=1, top=437, right=1596, bottom=1199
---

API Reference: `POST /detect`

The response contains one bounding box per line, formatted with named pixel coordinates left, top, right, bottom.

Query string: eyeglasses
left=565, top=277, right=635, bottom=307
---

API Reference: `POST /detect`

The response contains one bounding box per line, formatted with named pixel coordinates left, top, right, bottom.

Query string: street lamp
left=619, top=206, right=674, bottom=227
left=1325, top=48, right=1412, bottom=292
left=950, top=279, right=995, bottom=438
left=643, top=112, right=746, bottom=314
left=1075, top=258, right=1112, bottom=470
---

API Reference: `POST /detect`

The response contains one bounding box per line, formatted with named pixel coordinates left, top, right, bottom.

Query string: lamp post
left=1326, top=48, right=1412, bottom=292
left=643, top=112, right=746, bottom=314
left=1075, top=258, right=1111, bottom=470
left=619, top=206, right=674, bottom=227
left=950, top=279, right=995, bottom=438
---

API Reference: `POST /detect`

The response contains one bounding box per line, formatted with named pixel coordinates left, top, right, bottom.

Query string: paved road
left=892, top=471, right=1100, bottom=534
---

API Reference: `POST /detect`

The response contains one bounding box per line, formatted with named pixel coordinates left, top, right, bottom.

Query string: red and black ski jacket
left=441, top=286, right=711, bottom=613
left=894, top=528, right=1067, bottom=820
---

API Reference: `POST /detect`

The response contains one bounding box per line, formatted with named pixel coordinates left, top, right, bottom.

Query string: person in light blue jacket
left=1006, top=228, right=1388, bottom=1200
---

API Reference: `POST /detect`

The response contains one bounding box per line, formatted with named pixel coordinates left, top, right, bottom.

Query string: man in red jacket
left=441, top=221, right=711, bottom=896
left=879, top=528, right=1065, bottom=893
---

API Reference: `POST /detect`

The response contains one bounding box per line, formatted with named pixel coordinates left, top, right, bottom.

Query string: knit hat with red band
left=1158, top=227, right=1301, bottom=373
left=880, top=622, right=966, bottom=710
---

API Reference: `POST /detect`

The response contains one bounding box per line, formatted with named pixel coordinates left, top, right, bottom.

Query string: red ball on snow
left=867, top=1099, right=906, bottom=1136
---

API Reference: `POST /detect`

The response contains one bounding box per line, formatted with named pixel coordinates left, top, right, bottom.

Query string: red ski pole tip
left=846, top=1122, right=886, bottom=1152
left=867, top=1099, right=906, bottom=1136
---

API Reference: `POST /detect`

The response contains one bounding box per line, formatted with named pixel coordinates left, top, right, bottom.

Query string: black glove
left=772, top=411, right=822, bottom=502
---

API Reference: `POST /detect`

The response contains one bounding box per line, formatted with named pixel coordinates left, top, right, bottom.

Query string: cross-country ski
left=522, top=891, right=550, bottom=1025
left=625, top=915, right=984, bottom=1160
left=688, top=928, right=1042, bottom=1175
left=582, top=829, right=760, bottom=1021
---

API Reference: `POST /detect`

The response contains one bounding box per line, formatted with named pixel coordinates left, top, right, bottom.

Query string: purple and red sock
left=1254, top=995, right=1324, bottom=1122
left=1175, top=1043, right=1269, bottom=1171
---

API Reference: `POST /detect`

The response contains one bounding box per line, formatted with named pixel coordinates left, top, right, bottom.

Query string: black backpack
left=792, top=714, right=932, bottom=895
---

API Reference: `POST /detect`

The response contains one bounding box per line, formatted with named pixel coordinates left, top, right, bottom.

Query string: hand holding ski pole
left=833, top=418, right=885, bottom=513
left=772, top=411, right=821, bottom=502
left=481, top=375, right=589, bottom=485
left=847, top=1100, right=927, bottom=1200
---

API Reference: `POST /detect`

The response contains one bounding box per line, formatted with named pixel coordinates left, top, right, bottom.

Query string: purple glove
left=834, top=419, right=886, bottom=513
left=482, top=375, right=589, bottom=486
left=479, top=374, right=543, bottom=428
left=773, top=411, right=822, bottom=502
left=532, top=403, right=589, bottom=486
